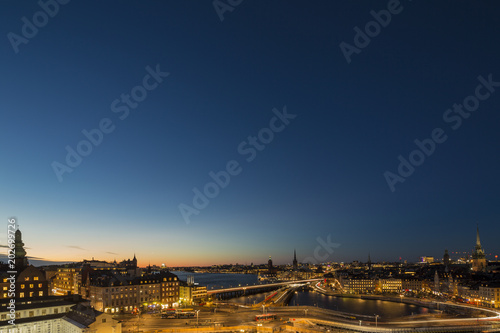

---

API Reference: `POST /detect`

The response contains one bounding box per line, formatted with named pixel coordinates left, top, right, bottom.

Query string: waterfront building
left=377, top=278, right=402, bottom=293
left=402, top=278, right=426, bottom=293
left=340, top=277, right=376, bottom=294
left=179, top=280, right=207, bottom=305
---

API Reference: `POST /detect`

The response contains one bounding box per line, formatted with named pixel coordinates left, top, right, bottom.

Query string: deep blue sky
left=1, top=1, right=500, bottom=266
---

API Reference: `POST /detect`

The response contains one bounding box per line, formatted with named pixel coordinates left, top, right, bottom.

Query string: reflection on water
left=289, top=290, right=429, bottom=319
left=229, top=293, right=267, bottom=305
left=172, top=272, right=429, bottom=319
left=231, top=291, right=430, bottom=319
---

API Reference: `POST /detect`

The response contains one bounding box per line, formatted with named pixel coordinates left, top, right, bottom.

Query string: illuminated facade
left=52, top=267, right=81, bottom=296
left=0, top=266, right=48, bottom=301
left=340, top=277, right=376, bottom=294
left=479, top=282, right=500, bottom=308
left=377, top=278, right=402, bottom=293
left=88, top=272, right=179, bottom=313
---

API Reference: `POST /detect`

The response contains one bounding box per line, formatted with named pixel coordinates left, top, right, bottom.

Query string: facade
left=52, top=267, right=81, bottom=296
left=191, top=285, right=207, bottom=302
left=88, top=272, right=179, bottom=313
left=0, top=298, right=121, bottom=333
left=340, top=277, right=376, bottom=294
left=0, top=228, right=49, bottom=302
left=377, top=278, right=402, bottom=293
left=479, top=282, right=500, bottom=308
left=178, top=280, right=206, bottom=305
left=402, top=278, right=426, bottom=293
left=0, top=266, right=49, bottom=301
left=161, top=273, right=180, bottom=306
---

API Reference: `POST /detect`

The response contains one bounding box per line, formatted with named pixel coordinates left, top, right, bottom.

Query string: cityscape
left=2, top=1, right=500, bottom=333
left=1, top=224, right=500, bottom=332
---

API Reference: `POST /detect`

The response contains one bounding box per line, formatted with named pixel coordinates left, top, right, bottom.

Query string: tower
left=268, top=256, right=273, bottom=273
left=292, top=249, right=298, bottom=271
left=14, top=229, right=29, bottom=271
left=472, top=224, right=486, bottom=272
left=443, top=249, right=450, bottom=267
left=367, top=253, right=372, bottom=270
left=132, top=253, right=137, bottom=269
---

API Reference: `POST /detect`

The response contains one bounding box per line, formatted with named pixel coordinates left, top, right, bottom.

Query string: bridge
left=207, top=278, right=323, bottom=299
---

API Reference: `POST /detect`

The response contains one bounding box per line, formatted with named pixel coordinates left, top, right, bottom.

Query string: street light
left=304, top=309, right=308, bottom=317
left=374, top=314, right=379, bottom=327
left=195, top=310, right=200, bottom=327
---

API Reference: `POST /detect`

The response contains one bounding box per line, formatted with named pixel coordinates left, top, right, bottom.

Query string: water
left=171, top=272, right=430, bottom=319
left=172, top=271, right=260, bottom=290
left=289, top=290, right=430, bottom=319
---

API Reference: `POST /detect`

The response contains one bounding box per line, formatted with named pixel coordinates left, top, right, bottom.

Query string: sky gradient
left=1, top=1, right=500, bottom=266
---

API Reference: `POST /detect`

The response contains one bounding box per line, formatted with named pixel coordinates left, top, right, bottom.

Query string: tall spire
left=476, top=223, right=481, bottom=247
left=293, top=249, right=298, bottom=271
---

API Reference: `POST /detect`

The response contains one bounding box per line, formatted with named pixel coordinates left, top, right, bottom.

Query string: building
left=88, top=271, right=179, bottom=313
left=0, top=297, right=121, bottom=332
left=293, top=250, right=298, bottom=271
left=340, top=277, right=376, bottom=294
left=443, top=249, right=450, bottom=266
left=0, top=229, right=49, bottom=301
left=191, top=285, right=207, bottom=303
left=479, top=282, right=500, bottom=308
left=52, top=267, right=81, bottom=296
left=178, top=277, right=206, bottom=305
left=472, top=225, right=487, bottom=272
left=420, top=257, right=434, bottom=264
left=377, top=278, right=402, bottom=293
left=402, top=278, right=426, bottom=293
left=160, top=272, right=180, bottom=306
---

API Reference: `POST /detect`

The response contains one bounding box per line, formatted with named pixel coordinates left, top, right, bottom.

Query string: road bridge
left=208, top=278, right=322, bottom=299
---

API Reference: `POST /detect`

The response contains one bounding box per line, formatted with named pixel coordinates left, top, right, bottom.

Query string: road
left=117, top=304, right=500, bottom=332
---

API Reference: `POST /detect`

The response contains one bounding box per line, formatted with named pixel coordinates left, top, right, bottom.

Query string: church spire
left=476, top=223, right=481, bottom=247
left=293, top=249, right=298, bottom=270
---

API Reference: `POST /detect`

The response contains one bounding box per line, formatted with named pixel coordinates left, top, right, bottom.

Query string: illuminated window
left=34, top=277, right=39, bottom=281
left=20, top=292, right=24, bottom=298
left=21, top=284, right=25, bottom=289
left=30, top=284, right=34, bottom=288
left=25, top=277, right=29, bottom=281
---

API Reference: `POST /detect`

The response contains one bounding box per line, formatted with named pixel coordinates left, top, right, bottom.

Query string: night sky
left=1, top=1, right=500, bottom=266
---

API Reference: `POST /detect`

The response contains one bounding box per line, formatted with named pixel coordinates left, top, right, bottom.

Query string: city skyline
left=0, top=224, right=496, bottom=267
left=1, top=2, right=500, bottom=266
